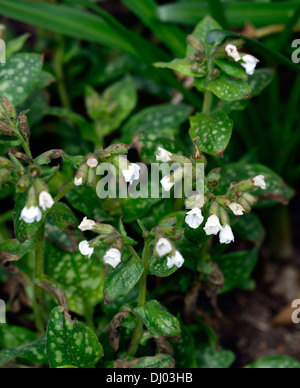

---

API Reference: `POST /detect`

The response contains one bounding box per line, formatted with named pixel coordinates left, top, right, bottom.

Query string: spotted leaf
left=189, top=111, right=233, bottom=156
left=46, top=307, right=104, bottom=369
left=0, top=53, right=43, bottom=105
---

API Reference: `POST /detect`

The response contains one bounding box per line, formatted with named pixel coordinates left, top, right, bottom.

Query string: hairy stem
left=202, top=90, right=213, bottom=114
left=34, top=223, right=46, bottom=333
left=128, top=238, right=152, bottom=356
left=54, top=180, right=74, bottom=204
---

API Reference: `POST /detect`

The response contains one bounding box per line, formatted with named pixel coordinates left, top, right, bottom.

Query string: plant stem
left=54, top=180, right=74, bottom=204
left=202, top=90, right=213, bottom=114
left=32, top=181, right=74, bottom=332
left=128, top=238, right=152, bottom=357
left=34, top=223, right=46, bottom=333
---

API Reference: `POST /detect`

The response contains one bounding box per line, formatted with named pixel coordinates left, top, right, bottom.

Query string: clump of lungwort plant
left=0, top=17, right=291, bottom=369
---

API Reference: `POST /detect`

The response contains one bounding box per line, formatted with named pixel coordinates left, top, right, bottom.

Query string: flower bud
left=186, top=35, right=205, bottom=57
left=209, top=201, right=220, bottom=217
left=74, top=163, right=89, bottom=186
left=86, top=167, right=96, bottom=187
left=0, top=169, right=11, bottom=186
left=241, top=192, right=258, bottom=206
left=0, top=157, right=14, bottom=169
left=18, top=114, right=30, bottom=138
left=86, top=155, right=99, bottom=169
left=0, top=121, right=13, bottom=135
left=219, top=207, right=230, bottom=227
left=237, top=197, right=252, bottom=213
left=105, top=144, right=129, bottom=156
left=185, top=194, right=206, bottom=210
left=16, top=175, right=31, bottom=193
left=0, top=97, right=16, bottom=118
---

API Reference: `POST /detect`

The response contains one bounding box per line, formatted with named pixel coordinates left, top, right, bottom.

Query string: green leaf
left=0, top=238, right=35, bottom=262
left=0, top=337, right=48, bottom=366
left=154, top=58, right=201, bottom=78
left=0, top=325, right=37, bottom=349
left=6, top=33, right=30, bottom=57
left=206, top=75, right=250, bottom=102
left=65, top=185, right=108, bottom=220
left=173, top=321, right=197, bottom=368
left=214, top=58, right=248, bottom=81
left=122, top=104, right=191, bottom=137
left=134, top=299, right=181, bottom=339
left=46, top=242, right=105, bottom=316
left=85, top=76, right=137, bottom=137
left=33, top=71, right=55, bottom=90
left=62, top=154, right=85, bottom=169
left=131, top=131, right=185, bottom=164
left=46, top=307, right=104, bottom=368
left=115, top=354, right=175, bottom=368
left=196, top=344, right=235, bottom=369
left=248, top=69, right=275, bottom=97
left=104, top=256, right=144, bottom=303
left=189, top=111, right=233, bottom=156
left=34, top=149, right=65, bottom=165
left=0, top=53, right=43, bottom=105
left=216, top=162, right=294, bottom=206
left=214, top=247, right=259, bottom=294
left=158, top=2, right=300, bottom=29
left=120, top=0, right=186, bottom=57
left=245, top=356, right=300, bottom=369
left=232, top=213, right=265, bottom=245
left=149, top=255, right=179, bottom=278
left=187, top=16, right=222, bottom=56
left=48, top=203, right=78, bottom=231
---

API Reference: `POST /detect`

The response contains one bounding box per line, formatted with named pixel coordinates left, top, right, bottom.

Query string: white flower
left=74, top=177, right=83, bottom=186
left=241, top=54, right=260, bottom=75
left=156, top=147, right=172, bottom=163
left=228, top=203, right=245, bottom=216
left=79, top=240, right=94, bottom=259
left=185, top=208, right=204, bottom=229
left=167, top=251, right=185, bottom=269
left=204, top=215, right=223, bottom=236
left=79, top=217, right=96, bottom=232
left=104, top=248, right=121, bottom=268
left=122, top=163, right=141, bottom=185
left=39, top=191, right=54, bottom=211
left=20, top=206, right=42, bottom=224
left=87, top=158, right=98, bottom=169
left=156, top=238, right=173, bottom=258
left=161, top=176, right=174, bottom=192
left=219, top=225, right=235, bottom=245
left=225, top=44, right=241, bottom=62
left=253, top=175, right=266, bottom=190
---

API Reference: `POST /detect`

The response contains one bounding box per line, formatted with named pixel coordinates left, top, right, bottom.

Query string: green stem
left=32, top=181, right=74, bottom=332
left=34, top=223, right=46, bottom=333
left=128, top=238, right=152, bottom=357
left=53, top=40, right=71, bottom=110
left=54, top=180, right=74, bottom=204
left=202, top=90, right=213, bottom=114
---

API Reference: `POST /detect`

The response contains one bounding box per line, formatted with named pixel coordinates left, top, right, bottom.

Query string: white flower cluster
left=156, top=238, right=184, bottom=269
left=184, top=176, right=266, bottom=244
left=20, top=191, right=54, bottom=224
left=78, top=217, right=122, bottom=268
left=225, top=44, right=260, bottom=75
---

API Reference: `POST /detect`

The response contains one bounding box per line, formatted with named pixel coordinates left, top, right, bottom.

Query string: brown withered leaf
left=0, top=251, right=20, bottom=274
left=109, top=311, right=132, bottom=352
left=37, top=275, right=69, bottom=313
left=155, top=336, right=174, bottom=357
left=2, top=274, right=30, bottom=313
